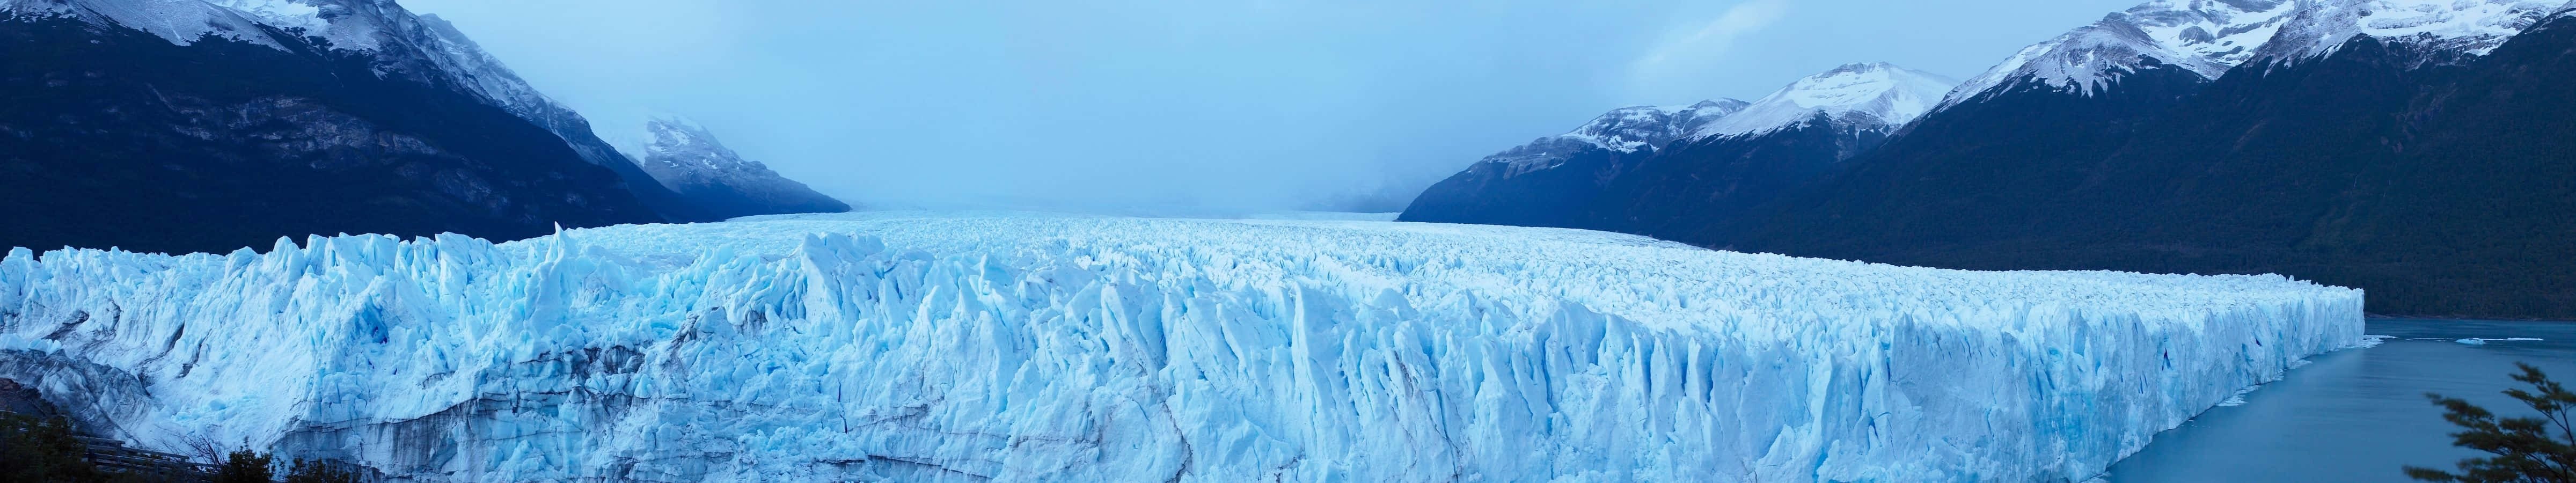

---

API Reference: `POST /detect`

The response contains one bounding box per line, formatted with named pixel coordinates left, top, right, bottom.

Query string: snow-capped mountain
left=1716, top=0, right=2576, bottom=319
left=8, top=1, right=552, bottom=107
left=2252, top=0, right=2576, bottom=64
left=0, top=0, right=853, bottom=253
left=624, top=116, right=851, bottom=219
left=0, top=0, right=686, bottom=254
left=0, top=211, right=2366, bottom=481
left=1696, top=62, right=1958, bottom=138
left=2, top=0, right=802, bottom=224
left=1945, top=0, right=2300, bottom=105
left=1948, top=0, right=2576, bottom=105
left=1484, top=99, right=1747, bottom=175
left=1403, top=62, right=1955, bottom=237
left=1560, top=100, right=1750, bottom=151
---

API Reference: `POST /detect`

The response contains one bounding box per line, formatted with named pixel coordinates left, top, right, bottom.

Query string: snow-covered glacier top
left=2252, top=0, right=2576, bottom=63
left=0, top=212, right=2365, bottom=481
left=1945, top=0, right=2300, bottom=106
left=1694, top=62, right=1959, bottom=138
left=1483, top=99, right=1747, bottom=174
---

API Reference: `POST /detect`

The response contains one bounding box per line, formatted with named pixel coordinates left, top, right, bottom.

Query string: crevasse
left=0, top=213, right=2364, bottom=482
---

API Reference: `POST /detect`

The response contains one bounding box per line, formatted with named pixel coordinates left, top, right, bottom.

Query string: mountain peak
left=1472, top=99, right=1745, bottom=176
left=626, top=116, right=851, bottom=217
left=638, top=116, right=760, bottom=173
left=1694, top=62, right=1959, bottom=138
left=1556, top=99, right=1749, bottom=153
left=2252, top=0, right=2576, bottom=65
left=1944, top=0, right=2299, bottom=106
left=1826, top=61, right=1902, bottom=74
left=2, top=0, right=405, bottom=51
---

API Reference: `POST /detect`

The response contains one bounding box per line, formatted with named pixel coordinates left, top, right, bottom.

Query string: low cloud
left=1629, top=0, right=1791, bottom=100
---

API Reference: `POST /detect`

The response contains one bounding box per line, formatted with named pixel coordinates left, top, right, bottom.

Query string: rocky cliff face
left=0, top=0, right=880, bottom=253
left=0, top=14, right=662, bottom=254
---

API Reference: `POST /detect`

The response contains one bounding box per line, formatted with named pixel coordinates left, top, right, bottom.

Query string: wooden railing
left=1, top=410, right=217, bottom=481
left=71, top=434, right=219, bottom=480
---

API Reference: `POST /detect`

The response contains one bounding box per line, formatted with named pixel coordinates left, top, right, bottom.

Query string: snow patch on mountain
left=0, top=212, right=2364, bottom=481
left=611, top=115, right=850, bottom=216
left=1949, top=0, right=2576, bottom=105
left=1945, top=0, right=2299, bottom=105
left=1485, top=99, right=1747, bottom=175
left=2, top=0, right=632, bottom=171
left=1563, top=100, right=1751, bottom=152
left=623, top=115, right=788, bottom=182
left=3, top=0, right=288, bottom=48
left=2253, top=0, right=2576, bottom=64
left=1694, top=62, right=1959, bottom=138
left=0, top=0, right=400, bottom=52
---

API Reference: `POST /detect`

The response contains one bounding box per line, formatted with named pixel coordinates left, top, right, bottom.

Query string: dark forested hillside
left=1399, top=143, right=1653, bottom=230
left=1724, top=20, right=2576, bottom=319
left=0, top=17, right=664, bottom=254
left=1587, top=116, right=1893, bottom=243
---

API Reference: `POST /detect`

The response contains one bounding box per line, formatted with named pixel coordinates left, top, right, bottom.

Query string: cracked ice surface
left=0, top=211, right=2364, bottom=482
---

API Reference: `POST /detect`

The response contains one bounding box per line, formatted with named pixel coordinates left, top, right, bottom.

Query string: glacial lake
left=2102, top=318, right=2576, bottom=482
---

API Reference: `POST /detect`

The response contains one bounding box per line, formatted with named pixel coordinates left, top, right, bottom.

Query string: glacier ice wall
left=0, top=213, right=2365, bottom=482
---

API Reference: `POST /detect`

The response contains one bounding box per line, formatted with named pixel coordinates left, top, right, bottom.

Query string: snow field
left=0, top=212, right=2363, bottom=481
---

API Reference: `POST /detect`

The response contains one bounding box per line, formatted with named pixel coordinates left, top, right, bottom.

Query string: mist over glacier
left=394, top=0, right=2140, bottom=213
left=0, top=213, right=2363, bottom=481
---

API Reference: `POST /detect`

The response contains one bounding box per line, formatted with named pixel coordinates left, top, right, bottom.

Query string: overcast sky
left=401, top=0, right=2136, bottom=214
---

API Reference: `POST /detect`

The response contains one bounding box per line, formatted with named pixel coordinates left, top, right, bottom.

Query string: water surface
left=2103, top=318, right=2576, bottom=482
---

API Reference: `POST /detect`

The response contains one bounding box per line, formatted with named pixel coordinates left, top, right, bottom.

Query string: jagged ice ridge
left=0, top=212, right=2363, bottom=481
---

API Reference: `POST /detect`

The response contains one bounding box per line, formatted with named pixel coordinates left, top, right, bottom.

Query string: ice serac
left=621, top=116, right=851, bottom=219
left=1945, top=0, right=2299, bottom=106
left=0, top=213, right=2366, bottom=482
left=1694, top=62, right=1959, bottom=138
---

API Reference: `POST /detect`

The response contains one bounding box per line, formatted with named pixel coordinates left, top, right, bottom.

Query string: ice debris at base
left=0, top=212, right=2365, bottom=482
left=2456, top=338, right=2546, bottom=345
left=1235, top=211, right=1403, bottom=222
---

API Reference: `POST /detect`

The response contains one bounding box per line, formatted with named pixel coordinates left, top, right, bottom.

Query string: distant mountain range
left=1406, top=0, right=2576, bottom=319
left=0, top=0, right=845, bottom=254
left=1403, top=62, right=1956, bottom=244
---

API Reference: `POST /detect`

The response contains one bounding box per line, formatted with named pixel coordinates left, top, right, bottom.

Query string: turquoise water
left=2101, top=318, right=2576, bottom=482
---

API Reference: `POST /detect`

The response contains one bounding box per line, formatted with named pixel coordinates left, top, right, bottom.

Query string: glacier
left=0, top=212, right=2364, bottom=482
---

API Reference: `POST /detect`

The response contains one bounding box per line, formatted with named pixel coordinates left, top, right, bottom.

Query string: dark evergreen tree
left=285, top=458, right=363, bottom=483
left=2406, top=363, right=2576, bottom=482
left=215, top=449, right=276, bottom=483
left=0, top=413, right=102, bottom=482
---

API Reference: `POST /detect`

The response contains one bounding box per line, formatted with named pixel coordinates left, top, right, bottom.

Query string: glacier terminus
left=0, top=212, right=2365, bottom=482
